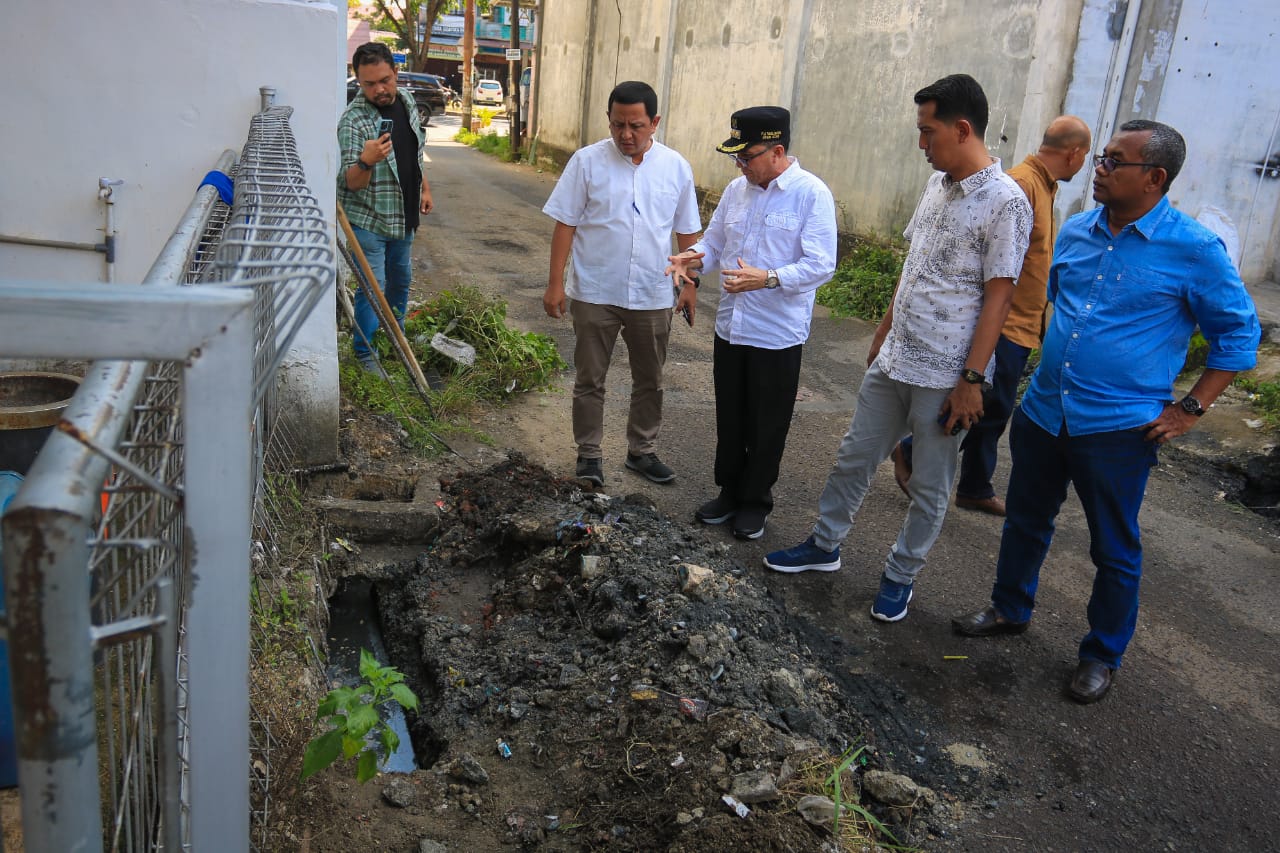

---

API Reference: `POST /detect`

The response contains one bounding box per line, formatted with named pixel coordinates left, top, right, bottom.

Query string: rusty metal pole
left=461, top=0, right=476, bottom=131
left=509, top=0, right=521, bottom=156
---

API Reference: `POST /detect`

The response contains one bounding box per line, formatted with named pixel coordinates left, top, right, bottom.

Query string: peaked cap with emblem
left=716, top=106, right=791, bottom=154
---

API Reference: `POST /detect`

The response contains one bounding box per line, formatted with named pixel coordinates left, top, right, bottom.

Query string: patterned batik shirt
left=875, top=159, right=1032, bottom=389
left=337, top=88, right=424, bottom=240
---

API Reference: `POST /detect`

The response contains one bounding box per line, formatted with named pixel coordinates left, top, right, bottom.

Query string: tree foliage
left=363, top=0, right=450, bottom=71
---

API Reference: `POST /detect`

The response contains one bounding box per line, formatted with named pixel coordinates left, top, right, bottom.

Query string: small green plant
left=1236, top=375, right=1280, bottom=428
left=454, top=127, right=518, bottom=162
left=825, top=745, right=901, bottom=845
left=1180, top=330, right=1210, bottom=375
left=816, top=241, right=906, bottom=322
left=300, top=649, right=419, bottom=784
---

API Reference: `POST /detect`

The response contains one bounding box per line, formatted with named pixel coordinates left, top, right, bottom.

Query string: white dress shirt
left=875, top=160, right=1032, bottom=389
left=542, top=138, right=701, bottom=311
left=691, top=158, right=837, bottom=349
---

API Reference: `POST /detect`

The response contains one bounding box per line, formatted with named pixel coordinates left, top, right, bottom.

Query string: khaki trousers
left=569, top=299, right=672, bottom=459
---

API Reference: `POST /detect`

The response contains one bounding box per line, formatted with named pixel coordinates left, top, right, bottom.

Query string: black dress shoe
left=951, top=605, right=1030, bottom=637
left=1068, top=660, right=1115, bottom=704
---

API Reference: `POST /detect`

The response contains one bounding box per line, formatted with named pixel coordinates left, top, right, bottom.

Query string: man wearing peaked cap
left=668, top=105, right=838, bottom=541
left=716, top=106, right=791, bottom=154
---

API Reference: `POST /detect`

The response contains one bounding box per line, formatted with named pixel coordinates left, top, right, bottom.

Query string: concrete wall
left=0, top=0, right=342, bottom=464
left=535, top=0, right=1280, bottom=286
left=534, top=0, right=1081, bottom=240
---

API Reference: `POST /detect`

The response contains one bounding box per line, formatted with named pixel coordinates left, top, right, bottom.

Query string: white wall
left=0, top=0, right=343, bottom=464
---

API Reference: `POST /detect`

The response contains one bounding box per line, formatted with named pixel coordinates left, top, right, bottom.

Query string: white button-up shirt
left=692, top=158, right=837, bottom=349
left=875, top=160, right=1031, bottom=389
left=542, top=138, right=701, bottom=310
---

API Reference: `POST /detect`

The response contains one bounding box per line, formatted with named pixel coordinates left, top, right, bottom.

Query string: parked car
left=345, top=71, right=446, bottom=126
left=473, top=79, right=504, bottom=107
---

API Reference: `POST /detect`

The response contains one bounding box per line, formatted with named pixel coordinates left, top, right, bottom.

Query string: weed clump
left=816, top=241, right=905, bottom=322
left=343, top=286, right=565, bottom=454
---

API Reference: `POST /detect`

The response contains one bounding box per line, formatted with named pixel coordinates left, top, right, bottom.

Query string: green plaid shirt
left=337, top=89, right=424, bottom=239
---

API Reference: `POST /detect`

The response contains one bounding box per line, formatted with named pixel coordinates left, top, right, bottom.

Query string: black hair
left=352, top=42, right=395, bottom=76
left=914, top=73, right=989, bottom=138
left=608, top=81, right=659, bottom=120
left=1119, top=119, right=1186, bottom=194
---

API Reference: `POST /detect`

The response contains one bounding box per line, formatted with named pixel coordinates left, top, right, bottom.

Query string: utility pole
left=461, top=0, right=476, bottom=130
left=509, top=0, right=522, bottom=156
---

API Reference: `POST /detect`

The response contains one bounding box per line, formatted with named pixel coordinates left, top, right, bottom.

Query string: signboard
left=392, top=52, right=407, bottom=65
left=428, top=45, right=463, bottom=60
left=504, top=48, right=522, bottom=60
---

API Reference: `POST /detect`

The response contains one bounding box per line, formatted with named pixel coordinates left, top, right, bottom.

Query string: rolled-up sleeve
left=1191, top=236, right=1262, bottom=371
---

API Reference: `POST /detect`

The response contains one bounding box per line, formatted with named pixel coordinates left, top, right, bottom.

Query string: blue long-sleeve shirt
left=1022, top=196, right=1260, bottom=436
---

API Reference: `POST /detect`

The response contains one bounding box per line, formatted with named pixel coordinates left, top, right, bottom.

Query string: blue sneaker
left=763, top=536, right=841, bottom=574
left=870, top=575, right=914, bottom=622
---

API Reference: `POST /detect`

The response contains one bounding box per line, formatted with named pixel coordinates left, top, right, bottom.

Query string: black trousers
left=712, top=335, right=803, bottom=511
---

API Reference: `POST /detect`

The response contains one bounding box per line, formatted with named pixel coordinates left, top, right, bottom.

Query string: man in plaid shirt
left=338, top=42, right=434, bottom=372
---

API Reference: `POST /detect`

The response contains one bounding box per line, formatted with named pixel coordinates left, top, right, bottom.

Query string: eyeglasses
left=729, top=147, right=770, bottom=168
left=1093, top=154, right=1160, bottom=174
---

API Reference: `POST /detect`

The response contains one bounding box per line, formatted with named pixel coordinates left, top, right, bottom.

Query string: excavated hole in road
left=314, top=455, right=975, bottom=848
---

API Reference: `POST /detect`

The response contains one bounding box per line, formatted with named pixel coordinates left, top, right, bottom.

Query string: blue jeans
left=351, top=225, right=414, bottom=358
left=957, top=335, right=1032, bottom=500
left=991, top=409, right=1158, bottom=668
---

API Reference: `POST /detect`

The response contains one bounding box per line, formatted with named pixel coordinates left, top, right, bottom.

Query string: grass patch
left=344, top=285, right=565, bottom=454
left=455, top=126, right=517, bottom=162
left=816, top=240, right=906, bottom=322
left=778, top=745, right=922, bottom=852
left=1236, top=375, right=1280, bottom=428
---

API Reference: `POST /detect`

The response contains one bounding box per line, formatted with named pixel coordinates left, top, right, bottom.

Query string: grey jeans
left=812, top=363, right=965, bottom=585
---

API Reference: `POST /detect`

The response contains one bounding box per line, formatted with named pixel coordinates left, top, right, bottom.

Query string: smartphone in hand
left=679, top=305, right=692, bottom=326
left=376, top=118, right=394, bottom=138
left=938, top=411, right=963, bottom=436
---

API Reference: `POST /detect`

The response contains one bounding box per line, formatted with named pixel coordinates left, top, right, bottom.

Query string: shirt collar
left=1021, top=154, right=1057, bottom=194
left=755, top=156, right=800, bottom=192
left=944, top=158, right=1003, bottom=196
left=1089, top=195, right=1173, bottom=240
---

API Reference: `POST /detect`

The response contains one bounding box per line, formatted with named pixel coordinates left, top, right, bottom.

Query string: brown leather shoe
left=1068, top=660, right=1115, bottom=704
left=891, top=441, right=911, bottom=496
left=955, top=495, right=1007, bottom=516
left=951, top=605, right=1030, bottom=637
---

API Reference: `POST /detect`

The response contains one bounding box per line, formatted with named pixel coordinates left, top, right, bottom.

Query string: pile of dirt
left=303, top=455, right=972, bottom=851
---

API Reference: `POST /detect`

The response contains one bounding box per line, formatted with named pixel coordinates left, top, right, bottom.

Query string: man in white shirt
left=763, top=75, right=1031, bottom=624
left=667, top=106, right=838, bottom=540
left=542, top=81, right=702, bottom=487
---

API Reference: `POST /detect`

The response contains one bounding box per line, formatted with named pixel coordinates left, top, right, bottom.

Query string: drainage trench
left=324, top=577, right=419, bottom=773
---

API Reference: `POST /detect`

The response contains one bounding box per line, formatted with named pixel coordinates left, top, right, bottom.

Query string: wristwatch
left=765, top=270, right=780, bottom=289
left=960, top=368, right=985, bottom=385
left=355, top=158, right=373, bottom=171
left=1178, top=394, right=1206, bottom=417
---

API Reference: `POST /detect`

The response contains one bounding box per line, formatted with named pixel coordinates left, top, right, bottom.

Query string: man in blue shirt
left=951, top=120, right=1261, bottom=704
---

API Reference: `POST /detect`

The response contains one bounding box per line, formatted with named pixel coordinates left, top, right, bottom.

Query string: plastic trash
left=497, top=740, right=513, bottom=759
left=429, top=333, right=476, bottom=366
left=630, top=683, right=710, bottom=721
left=721, top=794, right=750, bottom=818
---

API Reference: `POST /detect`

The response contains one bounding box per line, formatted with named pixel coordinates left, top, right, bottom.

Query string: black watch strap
left=355, top=158, right=373, bottom=171
left=961, top=368, right=985, bottom=385
left=1179, top=394, right=1206, bottom=417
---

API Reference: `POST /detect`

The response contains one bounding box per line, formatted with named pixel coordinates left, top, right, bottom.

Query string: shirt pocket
left=1108, top=266, right=1177, bottom=311
left=764, top=211, right=800, bottom=231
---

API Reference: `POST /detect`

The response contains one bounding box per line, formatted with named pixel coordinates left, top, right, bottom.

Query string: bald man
left=894, top=116, right=1093, bottom=516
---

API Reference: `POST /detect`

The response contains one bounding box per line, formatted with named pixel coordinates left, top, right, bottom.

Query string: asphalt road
left=414, top=125, right=1280, bottom=851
